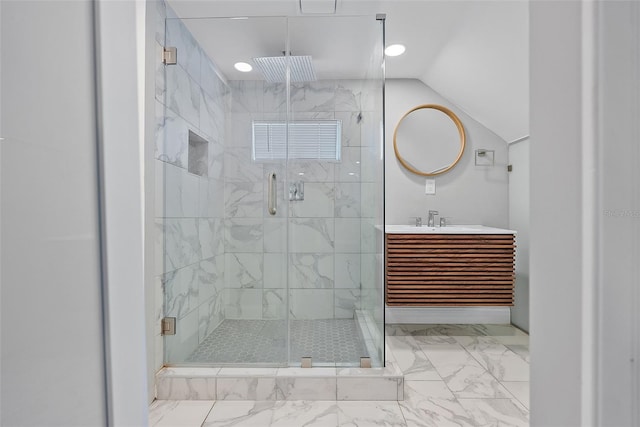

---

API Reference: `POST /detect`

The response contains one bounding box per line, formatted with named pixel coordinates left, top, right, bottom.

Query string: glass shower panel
left=161, top=16, right=290, bottom=365
left=286, top=16, right=385, bottom=367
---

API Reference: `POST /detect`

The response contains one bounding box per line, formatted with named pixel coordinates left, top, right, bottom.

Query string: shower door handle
left=268, top=172, right=277, bottom=215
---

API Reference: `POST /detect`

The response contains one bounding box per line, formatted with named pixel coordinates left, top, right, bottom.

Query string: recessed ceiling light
left=385, top=44, right=406, bottom=57
left=234, top=62, right=253, bottom=72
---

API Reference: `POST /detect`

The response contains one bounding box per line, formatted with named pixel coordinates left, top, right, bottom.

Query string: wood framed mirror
left=393, top=104, right=466, bottom=176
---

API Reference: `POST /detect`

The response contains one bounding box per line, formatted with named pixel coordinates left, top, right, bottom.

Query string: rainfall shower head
left=252, top=55, right=317, bottom=83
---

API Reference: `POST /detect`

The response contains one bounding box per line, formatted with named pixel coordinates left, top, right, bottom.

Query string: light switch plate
left=425, top=178, right=436, bottom=195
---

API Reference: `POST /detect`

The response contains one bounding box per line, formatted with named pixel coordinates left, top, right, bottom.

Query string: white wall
left=530, top=1, right=640, bottom=425
left=0, top=1, right=107, bottom=425
left=385, top=79, right=509, bottom=228
left=508, top=139, right=529, bottom=332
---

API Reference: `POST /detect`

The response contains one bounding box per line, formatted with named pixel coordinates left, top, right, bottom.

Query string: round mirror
left=393, top=104, right=466, bottom=176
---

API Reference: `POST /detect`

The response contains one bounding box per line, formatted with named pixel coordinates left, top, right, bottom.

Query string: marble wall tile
left=165, top=17, right=202, bottom=84
left=224, top=218, right=263, bottom=253
left=155, top=0, right=167, bottom=45
left=163, top=218, right=201, bottom=272
left=288, top=218, right=334, bottom=253
left=263, top=253, right=286, bottom=288
left=360, top=144, right=381, bottom=183
left=225, top=289, right=262, bottom=319
left=224, top=182, right=263, bottom=218
left=289, top=80, right=336, bottom=112
left=289, top=182, right=334, bottom=218
left=200, top=56, right=226, bottom=99
left=198, top=178, right=224, bottom=218
left=156, top=101, right=189, bottom=168
left=155, top=220, right=166, bottom=275
left=359, top=111, right=380, bottom=147
left=224, top=147, right=263, bottom=182
left=334, top=219, right=360, bottom=253
left=198, top=296, right=223, bottom=343
left=200, top=91, right=224, bottom=143
left=207, top=140, right=224, bottom=181
left=216, top=377, right=278, bottom=400
left=263, top=289, right=286, bottom=319
left=360, top=183, right=376, bottom=218
left=399, top=380, right=473, bottom=426
left=457, top=398, right=529, bottom=427
left=155, top=377, right=216, bottom=400
left=225, top=253, right=263, bottom=289
left=289, top=289, right=334, bottom=320
left=230, top=80, right=264, bottom=113
left=198, top=256, right=224, bottom=303
left=288, top=253, right=334, bottom=289
left=163, top=263, right=199, bottom=319
left=334, top=289, right=360, bottom=319
left=334, top=253, right=360, bottom=289
left=287, top=162, right=335, bottom=183
left=198, top=218, right=224, bottom=260
left=262, top=82, right=286, bottom=113
left=165, top=64, right=201, bottom=129
left=275, top=377, right=337, bottom=400
left=203, top=401, right=275, bottom=426
left=263, top=218, right=286, bottom=253
left=270, top=401, right=338, bottom=427
left=336, top=146, right=361, bottom=182
left=335, top=111, right=361, bottom=147
left=162, top=162, right=199, bottom=218
left=334, top=182, right=361, bottom=217
left=360, top=218, right=377, bottom=253
left=337, top=401, right=405, bottom=425
left=336, top=377, right=399, bottom=400
left=228, top=113, right=253, bottom=148
left=334, top=81, right=362, bottom=112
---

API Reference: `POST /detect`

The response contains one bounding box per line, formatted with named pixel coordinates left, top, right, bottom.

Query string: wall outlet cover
left=425, top=178, right=436, bottom=195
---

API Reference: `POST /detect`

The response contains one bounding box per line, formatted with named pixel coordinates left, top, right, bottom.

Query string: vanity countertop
left=384, top=224, right=516, bottom=235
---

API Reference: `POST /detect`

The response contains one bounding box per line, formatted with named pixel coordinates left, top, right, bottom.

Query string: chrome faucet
left=427, top=210, right=439, bottom=227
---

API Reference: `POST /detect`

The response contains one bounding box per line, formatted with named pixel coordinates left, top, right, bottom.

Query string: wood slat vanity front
left=386, top=231, right=515, bottom=306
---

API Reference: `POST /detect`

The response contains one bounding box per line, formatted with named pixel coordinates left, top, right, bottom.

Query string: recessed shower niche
left=187, top=130, right=208, bottom=177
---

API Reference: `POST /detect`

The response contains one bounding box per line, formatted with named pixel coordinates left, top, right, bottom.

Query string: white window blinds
left=252, top=120, right=342, bottom=162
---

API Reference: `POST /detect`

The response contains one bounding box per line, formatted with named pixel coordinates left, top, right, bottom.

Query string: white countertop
left=384, top=224, right=516, bottom=234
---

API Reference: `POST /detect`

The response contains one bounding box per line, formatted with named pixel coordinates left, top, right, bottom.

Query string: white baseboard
left=385, top=307, right=511, bottom=324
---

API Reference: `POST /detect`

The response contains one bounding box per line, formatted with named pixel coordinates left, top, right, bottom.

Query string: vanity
left=385, top=225, right=516, bottom=307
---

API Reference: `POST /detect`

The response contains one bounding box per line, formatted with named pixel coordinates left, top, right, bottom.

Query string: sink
left=385, top=225, right=516, bottom=234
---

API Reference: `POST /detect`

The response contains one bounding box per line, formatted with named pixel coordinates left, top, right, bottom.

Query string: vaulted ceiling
left=167, top=0, right=529, bottom=142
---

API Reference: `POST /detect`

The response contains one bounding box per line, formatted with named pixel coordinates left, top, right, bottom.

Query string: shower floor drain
left=186, top=319, right=369, bottom=364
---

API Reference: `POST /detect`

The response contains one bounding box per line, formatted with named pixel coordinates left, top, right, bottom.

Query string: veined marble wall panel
left=224, top=79, right=381, bottom=321
left=156, top=1, right=228, bottom=364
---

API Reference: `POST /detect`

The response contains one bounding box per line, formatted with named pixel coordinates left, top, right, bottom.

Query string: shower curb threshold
left=155, top=355, right=404, bottom=401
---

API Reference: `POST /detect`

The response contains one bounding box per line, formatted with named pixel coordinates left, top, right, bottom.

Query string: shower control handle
left=268, top=172, right=277, bottom=215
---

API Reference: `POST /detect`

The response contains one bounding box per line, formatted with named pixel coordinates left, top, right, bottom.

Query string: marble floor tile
left=386, top=336, right=441, bottom=380
left=337, top=401, right=407, bottom=427
left=419, top=344, right=511, bottom=399
left=457, top=398, right=529, bottom=427
left=270, top=401, right=338, bottom=426
left=399, top=381, right=474, bottom=427
left=203, top=401, right=275, bottom=427
left=505, top=344, right=530, bottom=363
left=482, top=325, right=528, bottom=337
left=501, top=381, right=530, bottom=410
left=454, top=337, right=530, bottom=382
left=149, top=400, right=215, bottom=427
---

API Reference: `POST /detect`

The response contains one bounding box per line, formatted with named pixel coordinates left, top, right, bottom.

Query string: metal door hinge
left=161, top=317, right=176, bottom=335
left=163, top=47, right=177, bottom=65
left=508, top=165, right=513, bottom=172
left=360, top=357, right=372, bottom=368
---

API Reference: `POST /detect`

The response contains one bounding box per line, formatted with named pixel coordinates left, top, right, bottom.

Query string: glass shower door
left=286, top=15, right=385, bottom=367
left=160, top=15, right=290, bottom=366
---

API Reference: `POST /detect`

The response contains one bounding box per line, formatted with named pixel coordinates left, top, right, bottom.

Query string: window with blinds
left=252, top=120, right=342, bottom=162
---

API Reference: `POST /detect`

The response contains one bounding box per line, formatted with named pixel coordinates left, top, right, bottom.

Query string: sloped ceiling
left=167, top=0, right=529, bottom=142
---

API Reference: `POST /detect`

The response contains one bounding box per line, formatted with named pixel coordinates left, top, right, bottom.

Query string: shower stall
left=156, top=10, right=385, bottom=368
